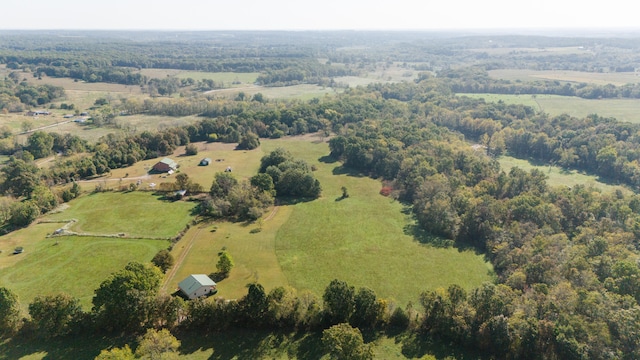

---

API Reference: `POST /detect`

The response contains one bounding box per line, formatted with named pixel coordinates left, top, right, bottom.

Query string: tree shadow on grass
left=177, top=330, right=317, bottom=360
left=0, top=333, right=134, bottom=360
left=403, top=223, right=455, bottom=248
left=397, top=332, right=486, bottom=360
left=318, top=155, right=338, bottom=164
left=276, top=196, right=318, bottom=206
left=292, top=331, right=324, bottom=360
left=331, top=165, right=367, bottom=178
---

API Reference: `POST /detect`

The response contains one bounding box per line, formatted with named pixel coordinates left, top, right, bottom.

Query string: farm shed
left=152, top=157, right=178, bottom=173
left=178, top=274, right=217, bottom=299
left=199, top=158, right=212, bottom=166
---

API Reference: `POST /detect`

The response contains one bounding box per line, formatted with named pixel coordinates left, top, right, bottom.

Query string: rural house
left=152, top=157, right=178, bottom=173
left=26, top=110, right=50, bottom=116
left=178, top=274, right=217, bottom=299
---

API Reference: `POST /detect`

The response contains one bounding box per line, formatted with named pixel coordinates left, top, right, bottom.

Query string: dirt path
left=76, top=174, right=151, bottom=183
left=263, top=205, right=279, bottom=222
left=21, top=120, right=74, bottom=134
left=161, top=225, right=204, bottom=293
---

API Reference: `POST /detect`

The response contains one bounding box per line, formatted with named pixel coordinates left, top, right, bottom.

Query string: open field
left=263, top=139, right=493, bottom=305
left=0, top=226, right=169, bottom=310
left=206, top=83, right=342, bottom=101
left=0, top=135, right=493, bottom=360
left=498, top=154, right=627, bottom=194
left=176, top=71, right=261, bottom=85
left=80, top=141, right=262, bottom=193
left=163, top=136, right=493, bottom=304
left=137, top=69, right=261, bottom=85
left=470, top=46, right=588, bottom=56
left=45, top=192, right=195, bottom=238
left=489, top=69, right=640, bottom=85
left=458, top=93, right=640, bottom=123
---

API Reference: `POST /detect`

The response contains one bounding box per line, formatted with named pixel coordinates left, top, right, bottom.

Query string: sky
left=2, top=0, right=638, bottom=31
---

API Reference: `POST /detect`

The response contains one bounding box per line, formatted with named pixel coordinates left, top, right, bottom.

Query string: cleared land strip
left=161, top=225, right=204, bottom=293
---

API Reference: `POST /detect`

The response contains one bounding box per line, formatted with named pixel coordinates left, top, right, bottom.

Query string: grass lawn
left=45, top=192, right=195, bottom=239
left=498, top=154, right=627, bottom=193
left=0, top=226, right=169, bottom=310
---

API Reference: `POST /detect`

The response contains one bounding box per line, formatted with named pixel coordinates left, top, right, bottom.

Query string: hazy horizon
left=3, top=0, right=638, bottom=32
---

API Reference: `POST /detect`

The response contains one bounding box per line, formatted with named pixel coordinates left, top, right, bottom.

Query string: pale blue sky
left=2, top=0, right=637, bottom=30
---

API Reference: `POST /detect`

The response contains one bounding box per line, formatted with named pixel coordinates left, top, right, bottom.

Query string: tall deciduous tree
left=216, top=250, right=234, bottom=277
left=322, top=323, right=373, bottom=360
left=323, top=279, right=355, bottom=324
left=26, top=131, right=54, bottom=159
left=135, top=328, right=180, bottom=360
left=0, top=157, right=40, bottom=198
left=236, top=132, right=260, bottom=150
left=151, top=250, right=174, bottom=273
left=28, top=293, right=83, bottom=338
left=92, top=262, right=162, bottom=332
left=0, top=287, right=21, bottom=335
left=95, top=345, right=135, bottom=360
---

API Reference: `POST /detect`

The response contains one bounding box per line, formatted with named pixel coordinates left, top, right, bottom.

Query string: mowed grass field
left=458, top=93, right=640, bottom=123
left=45, top=192, right=195, bottom=238
left=165, top=137, right=494, bottom=306
left=0, top=191, right=194, bottom=309
left=498, top=155, right=627, bottom=194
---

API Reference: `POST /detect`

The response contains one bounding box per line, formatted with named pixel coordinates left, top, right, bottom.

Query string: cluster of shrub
left=0, top=72, right=64, bottom=112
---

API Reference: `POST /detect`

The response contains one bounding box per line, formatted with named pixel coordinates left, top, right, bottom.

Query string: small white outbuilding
left=178, top=274, right=217, bottom=299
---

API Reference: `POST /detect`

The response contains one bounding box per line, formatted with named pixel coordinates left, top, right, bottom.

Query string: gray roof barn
left=178, top=274, right=217, bottom=299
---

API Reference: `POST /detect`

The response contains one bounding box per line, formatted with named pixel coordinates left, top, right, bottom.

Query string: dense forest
left=2, top=31, right=640, bottom=359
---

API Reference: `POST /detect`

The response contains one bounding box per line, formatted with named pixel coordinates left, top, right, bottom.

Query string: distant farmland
left=458, top=93, right=640, bottom=123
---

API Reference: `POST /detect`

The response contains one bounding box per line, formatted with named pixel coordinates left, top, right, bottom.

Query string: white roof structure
left=178, top=274, right=217, bottom=299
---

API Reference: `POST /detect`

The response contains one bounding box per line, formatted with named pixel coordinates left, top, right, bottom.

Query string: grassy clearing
left=84, top=141, right=262, bottom=193
left=498, top=154, right=626, bottom=193
left=458, top=93, right=640, bottom=123
left=176, top=71, right=261, bottom=85
left=457, top=93, right=541, bottom=108
left=163, top=137, right=493, bottom=306
left=0, top=227, right=168, bottom=310
left=471, top=46, right=587, bottom=57
left=489, top=69, right=640, bottom=85
left=263, top=139, right=493, bottom=306
left=45, top=192, right=195, bottom=239
left=207, top=84, right=341, bottom=101
left=137, top=69, right=261, bottom=86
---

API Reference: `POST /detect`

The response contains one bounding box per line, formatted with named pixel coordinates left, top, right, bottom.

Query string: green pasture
left=488, top=69, right=640, bottom=86
left=45, top=192, right=195, bottom=239
left=176, top=71, right=261, bottom=85
left=163, top=137, right=493, bottom=306
left=457, top=93, right=640, bottom=123
left=206, top=84, right=341, bottom=101
left=264, top=139, right=493, bottom=306
left=0, top=226, right=168, bottom=310
left=498, top=155, right=626, bottom=194
left=457, top=93, right=541, bottom=108
left=93, top=141, right=262, bottom=194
